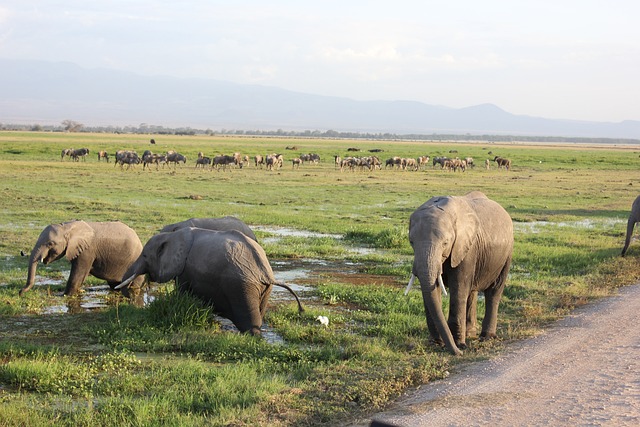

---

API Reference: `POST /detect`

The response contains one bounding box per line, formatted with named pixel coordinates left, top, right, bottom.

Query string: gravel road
left=357, top=283, right=640, bottom=427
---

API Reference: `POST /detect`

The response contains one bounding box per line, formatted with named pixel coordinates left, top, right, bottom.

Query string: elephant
left=408, top=191, right=513, bottom=355
left=159, top=216, right=257, bottom=242
left=621, top=195, right=640, bottom=256
left=21, top=220, right=146, bottom=297
left=116, top=228, right=304, bottom=335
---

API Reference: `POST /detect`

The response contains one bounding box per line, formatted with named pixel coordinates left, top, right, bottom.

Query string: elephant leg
left=447, top=285, right=468, bottom=349
left=480, top=262, right=510, bottom=340
left=64, top=259, right=92, bottom=295
left=466, top=290, right=478, bottom=339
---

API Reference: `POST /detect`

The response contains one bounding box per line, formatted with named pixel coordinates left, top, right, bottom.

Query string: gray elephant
left=160, top=216, right=257, bottom=242
left=621, top=195, right=640, bottom=256
left=117, top=228, right=303, bottom=335
left=21, top=220, right=146, bottom=296
left=408, top=191, right=513, bottom=355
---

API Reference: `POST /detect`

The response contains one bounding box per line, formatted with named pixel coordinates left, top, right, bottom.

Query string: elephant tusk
left=114, top=275, right=136, bottom=290
left=404, top=273, right=416, bottom=296
left=438, top=274, right=447, bottom=297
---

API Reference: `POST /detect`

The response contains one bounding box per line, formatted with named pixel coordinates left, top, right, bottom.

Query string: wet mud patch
left=0, top=311, right=110, bottom=353
left=4, top=249, right=402, bottom=346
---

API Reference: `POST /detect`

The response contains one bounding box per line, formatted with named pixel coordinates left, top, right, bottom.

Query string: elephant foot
left=429, top=337, right=445, bottom=347
left=479, top=332, right=497, bottom=341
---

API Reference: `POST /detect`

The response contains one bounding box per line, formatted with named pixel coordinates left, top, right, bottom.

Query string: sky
left=1, top=0, right=639, bottom=123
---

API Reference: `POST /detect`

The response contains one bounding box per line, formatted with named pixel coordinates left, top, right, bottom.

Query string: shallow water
left=11, top=226, right=398, bottom=344
left=513, top=218, right=625, bottom=234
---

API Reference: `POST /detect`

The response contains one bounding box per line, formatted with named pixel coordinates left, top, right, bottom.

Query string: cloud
left=0, top=6, right=10, bottom=23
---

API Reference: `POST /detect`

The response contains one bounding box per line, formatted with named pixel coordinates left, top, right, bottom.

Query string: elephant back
left=223, top=232, right=275, bottom=285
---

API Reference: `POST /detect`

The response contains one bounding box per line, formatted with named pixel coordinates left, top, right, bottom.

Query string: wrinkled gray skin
left=119, top=228, right=303, bottom=335
left=409, top=191, right=513, bottom=356
left=621, top=195, right=640, bottom=256
left=21, top=220, right=146, bottom=297
left=160, top=216, right=257, bottom=242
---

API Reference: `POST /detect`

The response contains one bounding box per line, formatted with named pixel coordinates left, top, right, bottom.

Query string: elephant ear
left=65, top=221, right=95, bottom=261
left=450, top=199, right=480, bottom=268
left=154, top=229, right=192, bottom=282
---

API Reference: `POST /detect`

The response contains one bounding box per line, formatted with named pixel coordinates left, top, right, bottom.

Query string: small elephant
left=159, top=216, right=257, bottom=242
left=117, top=228, right=303, bottom=335
left=408, top=191, right=513, bottom=355
left=621, top=195, right=640, bottom=256
left=21, top=220, right=146, bottom=296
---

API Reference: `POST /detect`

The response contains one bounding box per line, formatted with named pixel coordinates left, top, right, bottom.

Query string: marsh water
left=17, top=227, right=398, bottom=343
left=6, top=219, right=627, bottom=344
left=17, top=219, right=624, bottom=318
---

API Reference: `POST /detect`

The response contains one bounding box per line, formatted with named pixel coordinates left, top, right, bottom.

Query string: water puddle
left=255, top=226, right=342, bottom=242
left=513, top=218, right=625, bottom=234
left=11, top=227, right=398, bottom=345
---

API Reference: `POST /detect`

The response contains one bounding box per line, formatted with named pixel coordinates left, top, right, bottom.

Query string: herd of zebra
left=60, top=147, right=511, bottom=172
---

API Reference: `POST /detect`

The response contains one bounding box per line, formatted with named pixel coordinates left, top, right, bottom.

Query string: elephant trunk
left=21, top=246, right=45, bottom=296
left=621, top=218, right=636, bottom=256
left=414, top=250, right=462, bottom=356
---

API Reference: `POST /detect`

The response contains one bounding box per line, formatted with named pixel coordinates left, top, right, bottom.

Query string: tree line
left=1, top=121, right=638, bottom=145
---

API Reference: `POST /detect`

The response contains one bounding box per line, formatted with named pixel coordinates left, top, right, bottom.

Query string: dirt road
left=358, top=283, right=640, bottom=427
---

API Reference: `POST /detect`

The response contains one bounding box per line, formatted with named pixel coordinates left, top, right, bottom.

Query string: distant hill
left=1, top=58, right=639, bottom=139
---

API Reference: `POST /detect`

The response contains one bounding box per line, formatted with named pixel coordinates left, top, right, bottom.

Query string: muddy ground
left=355, top=283, right=640, bottom=427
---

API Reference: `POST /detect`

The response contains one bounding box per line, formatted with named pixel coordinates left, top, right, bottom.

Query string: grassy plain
left=1, top=131, right=640, bottom=426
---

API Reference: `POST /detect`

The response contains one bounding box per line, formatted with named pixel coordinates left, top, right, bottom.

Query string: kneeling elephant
left=118, top=228, right=303, bottom=335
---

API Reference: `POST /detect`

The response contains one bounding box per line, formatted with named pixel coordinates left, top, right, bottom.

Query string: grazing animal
left=97, top=150, right=109, bottom=162
left=61, top=148, right=74, bottom=161
left=71, top=148, right=90, bottom=162
left=494, top=156, right=511, bottom=170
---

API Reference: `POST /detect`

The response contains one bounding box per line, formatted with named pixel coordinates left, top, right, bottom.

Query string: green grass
left=1, top=131, right=640, bottom=425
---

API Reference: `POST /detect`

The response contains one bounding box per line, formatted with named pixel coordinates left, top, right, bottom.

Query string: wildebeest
left=71, top=148, right=90, bottom=162
left=166, top=151, right=187, bottom=167
left=213, top=154, right=236, bottom=171
left=494, top=156, right=511, bottom=170
left=196, top=156, right=212, bottom=169
left=114, top=150, right=140, bottom=169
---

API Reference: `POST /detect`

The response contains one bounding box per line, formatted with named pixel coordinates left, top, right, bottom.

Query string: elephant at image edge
left=409, top=191, right=514, bottom=355
left=117, top=228, right=303, bottom=335
left=621, top=194, right=640, bottom=256
left=21, top=220, right=146, bottom=296
left=160, top=216, right=258, bottom=242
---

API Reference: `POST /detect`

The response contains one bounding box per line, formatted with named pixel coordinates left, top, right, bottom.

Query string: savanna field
left=1, top=131, right=640, bottom=426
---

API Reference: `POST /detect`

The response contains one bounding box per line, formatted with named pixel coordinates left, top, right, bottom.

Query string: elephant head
left=119, top=230, right=192, bottom=286
left=409, top=196, right=480, bottom=356
left=21, top=221, right=95, bottom=295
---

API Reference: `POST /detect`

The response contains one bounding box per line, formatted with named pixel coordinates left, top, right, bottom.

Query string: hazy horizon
left=1, top=1, right=639, bottom=124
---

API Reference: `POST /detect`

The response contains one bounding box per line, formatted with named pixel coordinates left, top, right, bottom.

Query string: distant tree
left=62, top=120, right=83, bottom=132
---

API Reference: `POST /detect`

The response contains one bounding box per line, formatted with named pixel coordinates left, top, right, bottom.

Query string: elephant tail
left=274, top=282, right=305, bottom=313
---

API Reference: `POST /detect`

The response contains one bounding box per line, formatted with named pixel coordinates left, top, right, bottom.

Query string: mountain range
left=1, top=59, right=639, bottom=139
